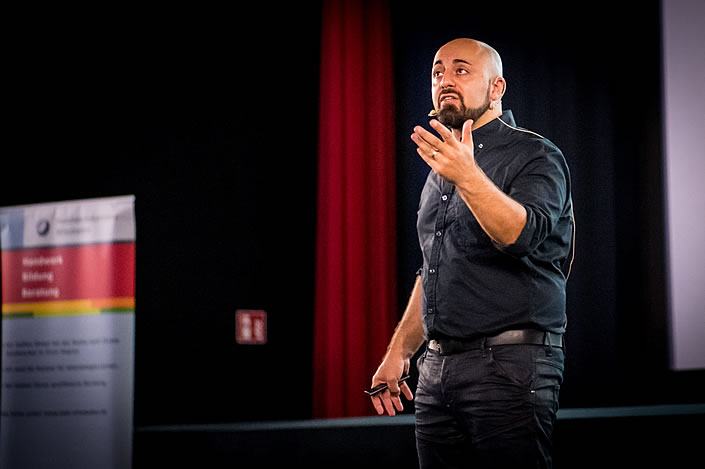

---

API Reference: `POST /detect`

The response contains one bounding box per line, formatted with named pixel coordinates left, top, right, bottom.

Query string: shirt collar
left=472, top=110, right=515, bottom=138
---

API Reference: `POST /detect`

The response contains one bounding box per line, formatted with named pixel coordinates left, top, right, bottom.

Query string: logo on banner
left=36, top=219, right=50, bottom=236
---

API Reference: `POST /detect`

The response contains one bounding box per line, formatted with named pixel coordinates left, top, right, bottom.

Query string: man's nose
left=439, top=73, right=455, bottom=88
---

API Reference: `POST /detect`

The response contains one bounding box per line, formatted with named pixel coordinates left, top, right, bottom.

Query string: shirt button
left=478, top=143, right=483, bottom=149
left=429, top=268, right=436, bottom=274
left=435, top=230, right=442, bottom=237
left=427, top=308, right=434, bottom=314
left=441, top=194, right=448, bottom=201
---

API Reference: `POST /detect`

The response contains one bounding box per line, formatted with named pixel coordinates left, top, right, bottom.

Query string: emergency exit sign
left=235, top=310, right=267, bottom=345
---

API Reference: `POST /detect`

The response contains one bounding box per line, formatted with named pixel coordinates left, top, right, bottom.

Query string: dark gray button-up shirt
left=417, top=110, right=573, bottom=340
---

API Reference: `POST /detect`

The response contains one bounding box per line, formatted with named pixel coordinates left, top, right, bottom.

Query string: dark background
left=3, top=0, right=703, bottom=427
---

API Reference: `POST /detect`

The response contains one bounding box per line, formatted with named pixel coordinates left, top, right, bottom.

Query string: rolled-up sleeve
left=498, top=142, right=570, bottom=258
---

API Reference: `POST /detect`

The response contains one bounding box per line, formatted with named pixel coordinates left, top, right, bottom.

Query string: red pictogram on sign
left=235, top=310, right=267, bottom=345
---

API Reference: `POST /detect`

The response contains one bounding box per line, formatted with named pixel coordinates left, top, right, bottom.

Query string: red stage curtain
left=313, top=0, right=397, bottom=418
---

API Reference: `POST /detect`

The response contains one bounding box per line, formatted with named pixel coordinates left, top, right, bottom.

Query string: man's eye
left=457, top=68, right=468, bottom=75
left=433, top=70, right=444, bottom=78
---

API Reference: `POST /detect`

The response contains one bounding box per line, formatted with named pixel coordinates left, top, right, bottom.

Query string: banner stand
left=0, top=195, right=136, bottom=469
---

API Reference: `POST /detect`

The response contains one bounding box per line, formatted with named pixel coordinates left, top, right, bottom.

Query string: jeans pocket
left=488, top=346, right=534, bottom=389
left=536, top=349, right=565, bottom=387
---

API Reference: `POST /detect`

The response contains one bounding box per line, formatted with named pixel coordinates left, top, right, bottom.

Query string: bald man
left=369, top=38, right=573, bottom=468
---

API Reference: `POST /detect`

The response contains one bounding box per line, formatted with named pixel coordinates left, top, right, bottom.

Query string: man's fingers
left=392, top=395, right=404, bottom=412
left=412, top=135, right=435, bottom=160
left=411, top=131, right=437, bottom=156
left=416, top=147, right=439, bottom=171
left=387, top=377, right=400, bottom=394
left=371, top=395, right=385, bottom=415
left=412, top=132, right=442, bottom=172
left=400, top=381, right=414, bottom=401
left=429, top=119, right=456, bottom=143
left=369, top=380, right=412, bottom=416
left=413, top=125, right=444, bottom=149
left=461, top=119, right=474, bottom=145
left=379, top=390, right=397, bottom=416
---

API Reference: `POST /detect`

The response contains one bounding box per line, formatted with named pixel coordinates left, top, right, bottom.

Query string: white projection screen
left=661, top=0, right=705, bottom=370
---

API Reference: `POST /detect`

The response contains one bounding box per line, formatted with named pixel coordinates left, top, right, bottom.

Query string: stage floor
left=135, top=404, right=705, bottom=468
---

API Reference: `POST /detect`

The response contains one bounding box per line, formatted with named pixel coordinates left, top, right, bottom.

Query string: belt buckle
left=428, top=339, right=449, bottom=355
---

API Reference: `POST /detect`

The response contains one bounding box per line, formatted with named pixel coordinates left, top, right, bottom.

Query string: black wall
left=3, top=0, right=703, bottom=427
left=5, top=6, right=322, bottom=425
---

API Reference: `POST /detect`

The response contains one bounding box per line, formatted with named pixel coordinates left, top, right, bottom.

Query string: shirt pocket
left=450, top=194, right=489, bottom=247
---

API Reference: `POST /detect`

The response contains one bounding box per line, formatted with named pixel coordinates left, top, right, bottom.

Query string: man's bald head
left=435, top=38, right=503, bottom=80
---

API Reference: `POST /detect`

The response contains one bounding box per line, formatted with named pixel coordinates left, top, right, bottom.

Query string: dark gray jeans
left=415, top=343, right=564, bottom=468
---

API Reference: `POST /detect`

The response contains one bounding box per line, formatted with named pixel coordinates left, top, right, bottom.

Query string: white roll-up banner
left=1, top=195, right=136, bottom=468
left=661, top=0, right=705, bottom=370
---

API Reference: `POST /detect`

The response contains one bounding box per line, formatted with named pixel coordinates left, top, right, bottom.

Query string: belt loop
left=481, top=337, right=488, bottom=358
left=543, top=332, right=553, bottom=357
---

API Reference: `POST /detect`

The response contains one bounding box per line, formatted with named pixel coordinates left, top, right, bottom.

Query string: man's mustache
left=430, top=91, right=465, bottom=117
left=438, top=91, right=463, bottom=104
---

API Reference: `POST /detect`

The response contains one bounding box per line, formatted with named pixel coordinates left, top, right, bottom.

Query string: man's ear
left=491, top=76, right=507, bottom=102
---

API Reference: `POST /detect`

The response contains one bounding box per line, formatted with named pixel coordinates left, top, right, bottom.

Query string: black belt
left=428, top=329, right=563, bottom=355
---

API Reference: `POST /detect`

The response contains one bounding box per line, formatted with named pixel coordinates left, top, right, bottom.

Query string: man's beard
left=436, top=87, right=492, bottom=130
